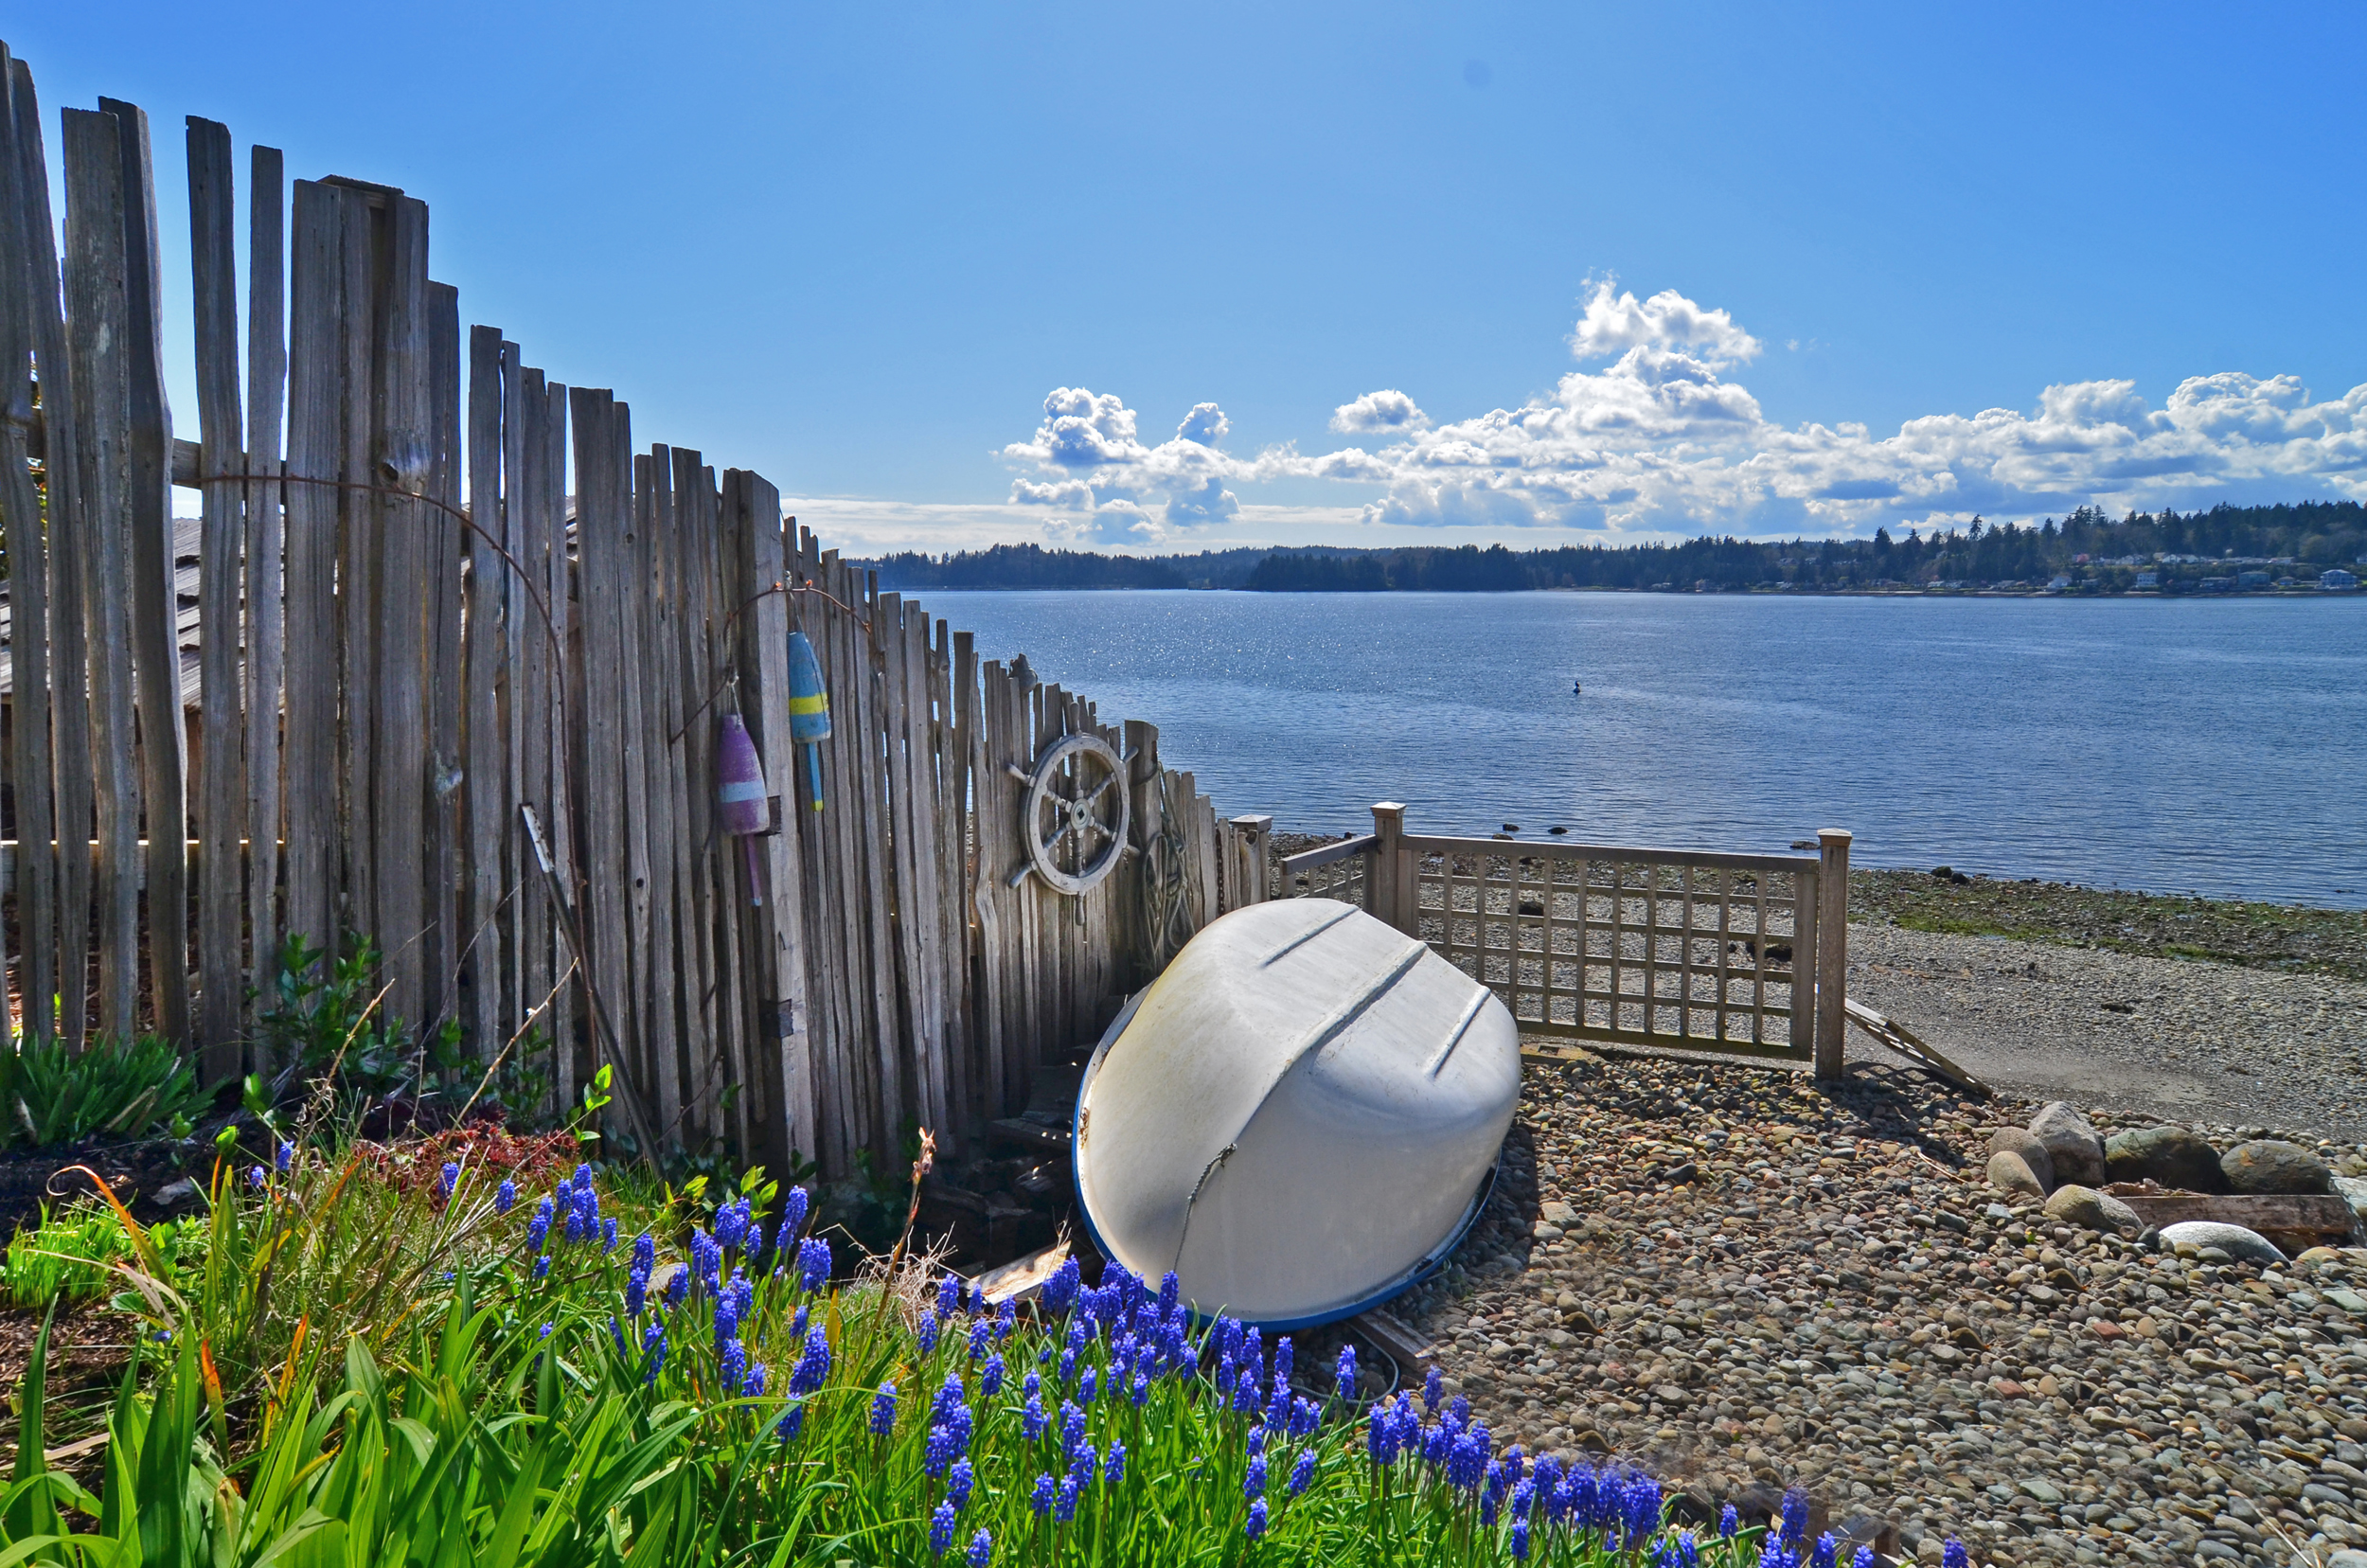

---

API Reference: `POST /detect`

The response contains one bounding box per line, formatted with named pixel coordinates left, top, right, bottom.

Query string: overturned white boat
left=1075, top=899, right=1521, bottom=1328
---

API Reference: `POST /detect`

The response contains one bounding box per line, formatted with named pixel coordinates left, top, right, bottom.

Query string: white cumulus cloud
left=1330, top=388, right=1431, bottom=434
left=998, top=291, right=2367, bottom=541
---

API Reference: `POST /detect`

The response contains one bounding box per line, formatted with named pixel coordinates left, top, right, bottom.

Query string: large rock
left=2040, top=1184, right=2142, bottom=1237
left=2336, top=1175, right=2367, bottom=1225
left=2221, top=1139, right=2335, bottom=1196
left=1985, top=1149, right=2047, bottom=1202
left=2159, top=1220, right=2286, bottom=1266
left=1985, top=1128, right=2055, bottom=1192
left=2105, top=1125, right=2230, bottom=1193
left=2028, top=1102, right=2105, bottom=1187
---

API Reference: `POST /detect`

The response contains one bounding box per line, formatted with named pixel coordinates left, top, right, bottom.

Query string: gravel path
left=1847, top=923, right=2367, bottom=1141
left=1384, top=1054, right=2367, bottom=1568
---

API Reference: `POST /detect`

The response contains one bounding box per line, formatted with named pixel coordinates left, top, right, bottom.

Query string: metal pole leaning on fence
left=1815, top=829, right=1853, bottom=1079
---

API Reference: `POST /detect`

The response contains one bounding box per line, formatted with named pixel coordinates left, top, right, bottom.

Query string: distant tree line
left=862, top=500, right=2367, bottom=595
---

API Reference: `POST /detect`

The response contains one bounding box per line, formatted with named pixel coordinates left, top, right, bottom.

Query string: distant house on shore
left=2133, top=571, right=2160, bottom=589
left=2237, top=571, right=2271, bottom=589
left=2046, top=575, right=2072, bottom=592
left=2323, top=568, right=2360, bottom=591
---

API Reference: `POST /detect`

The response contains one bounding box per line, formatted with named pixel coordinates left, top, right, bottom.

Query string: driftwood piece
left=1845, top=997, right=1989, bottom=1096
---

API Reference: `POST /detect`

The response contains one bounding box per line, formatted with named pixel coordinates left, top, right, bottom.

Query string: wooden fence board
left=332, top=182, right=374, bottom=971
left=464, top=325, right=505, bottom=1056
left=369, top=194, right=429, bottom=1027
left=618, top=447, right=666, bottom=1143
left=61, top=107, right=141, bottom=1041
left=100, top=98, right=189, bottom=1044
left=425, top=280, right=463, bottom=1032
left=186, top=114, right=241, bottom=1065
left=569, top=388, right=632, bottom=1123
left=0, top=48, right=56, bottom=1046
left=241, top=143, right=284, bottom=1033
left=281, top=181, right=340, bottom=982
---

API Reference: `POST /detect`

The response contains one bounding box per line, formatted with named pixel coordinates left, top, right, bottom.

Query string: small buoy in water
left=1502, top=824, right=1520, bottom=833
left=1547, top=826, right=1569, bottom=836
left=1572, top=679, right=1582, bottom=694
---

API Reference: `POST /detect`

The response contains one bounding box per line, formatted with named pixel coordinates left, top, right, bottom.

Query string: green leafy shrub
left=1, top=1202, right=198, bottom=1309
left=0, top=1033, right=208, bottom=1149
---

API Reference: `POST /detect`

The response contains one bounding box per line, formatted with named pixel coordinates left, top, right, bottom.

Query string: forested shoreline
left=864, top=500, right=2367, bottom=594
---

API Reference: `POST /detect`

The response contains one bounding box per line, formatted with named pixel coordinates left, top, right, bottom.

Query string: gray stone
left=2159, top=1220, right=2287, bottom=1266
left=1987, top=1127, right=2056, bottom=1191
left=2324, top=1551, right=2367, bottom=1568
left=1540, top=1200, right=1580, bottom=1227
left=2041, top=1184, right=2143, bottom=1237
left=2221, top=1139, right=2336, bottom=1196
left=2029, top=1101, right=2106, bottom=1187
left=2105, top=1125, right=2231, bottom=1193
left=2337, top=1176, right=2367, bottom=1224
left=1986, top=1149, right=2047, bottom=1201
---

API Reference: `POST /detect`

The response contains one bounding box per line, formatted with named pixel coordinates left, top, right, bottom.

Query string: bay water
left=919, top=590, right=2367, bottom=908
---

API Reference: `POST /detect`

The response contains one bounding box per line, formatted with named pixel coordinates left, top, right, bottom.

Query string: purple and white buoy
left=718, top=709, right=770, bottom=905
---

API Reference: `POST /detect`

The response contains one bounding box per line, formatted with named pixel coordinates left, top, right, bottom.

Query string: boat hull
left=1075, top=899, right=1521, bottom=1327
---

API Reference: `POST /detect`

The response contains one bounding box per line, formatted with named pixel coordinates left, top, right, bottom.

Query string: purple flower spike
left=1245, top=1498, right=1269, bottom=1543
left=869, top=1381, right=898, bottom=1436
left=968, top=1528, right=991, bottom=1568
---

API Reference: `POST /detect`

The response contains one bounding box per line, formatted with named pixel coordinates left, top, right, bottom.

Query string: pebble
left=1390, top=1053, right=2367, bottom=1568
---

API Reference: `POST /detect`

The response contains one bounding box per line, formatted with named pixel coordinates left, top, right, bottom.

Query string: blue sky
left=16, top=4, right=2366, bottom=552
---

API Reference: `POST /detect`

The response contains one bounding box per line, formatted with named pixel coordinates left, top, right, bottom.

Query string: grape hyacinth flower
left=720, top=1340, right=747, bottom=1394
left=495, top=1178, right=516, bottom=1214
left=1853, top=1548, right=1876, bottom=1568
left=968, top=1318, right=990, bottom=1362
left=1077, top=1366, right=1096, bottom=1405
left=532, top=1256, right=550, bottom=1282
left=789, top=1327, right=831, bottom=1396
left=1334, top=1344, right=1357, bottom=1401
left=276, top=1139, right=294, bottom=1172
left=1941, top=1541, right=1969, bottom=1568
left=437, top=1162, right=461, bottom=1201
left=938, top=1273, right=963, bottom=1316
left=777, top=1399, right=805, bottom=1442
left=982, top=1352, right=1005, bottom=1398
left=1130, top=1371, right=1150, bottom=1407
left=782, top=1183, right=810, bottom=1238
left=1512, top=1478, right=1536, bottom=1519
left=1422, top=1365, right=1443, bottom=1413
left=1055, top=1477, right=1080, bottom=1524
left=247, top=1166, right=268, bottom=1191
left=1811, top=1533, right=1838, bottom=1568
left=1029, top=1475, right=1055, bottom=1519
left=538, top=1321, right=553, bottom=1340
left=949, top=1456, right=975, bottom=1510
left=1104, top=1442, right=1125, bottom=1485
left=1244, top=1453, right=1267, bottom=1499
left=1058, top=1348, right=1077, bottom=1386
left=1041, top=1256, right=1081, bottom=1313
left=642, top=1320, right=667, bottom=1384
left=1023, top=1394, right=1047, bottom=1440
left=968, top=1528, right=991, bottom=1568
left=742, top=1362, right=766, bottom=1398
left=632, top=1231, right=656, bottom=1274
left=601, top=1217, right=618, bottom=1253
left=930, top=1501, right=957, bottom=1558
left=1780, top=1489, right=1810, bottom=1549
left=870, top=1381, right=898, bottom=1437
left=1720, top=1505, right=1741, bottom=1538
left=665, top=1265, right=689, bottom=1309
left=918, top=1312, right=942, bottom=1354
left=1023, top=1368, right=1041, bottom=1400
left=797, top=1236, right=831, bottom=1292
left=1244, top=1498, right=1269, bottom=1543
left=1289, top=1449, right=1316, bottom=1495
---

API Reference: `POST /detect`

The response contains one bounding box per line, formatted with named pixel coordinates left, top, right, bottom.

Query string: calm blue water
left=918, top=591, right=2367, bottom=909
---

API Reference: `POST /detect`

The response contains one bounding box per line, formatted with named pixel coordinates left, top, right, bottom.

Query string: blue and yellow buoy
left=788, top=631, right=831, bottom=811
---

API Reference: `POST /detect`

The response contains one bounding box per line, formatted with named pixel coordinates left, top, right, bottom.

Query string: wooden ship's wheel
left=1008, top=732, right=1133, bottom=896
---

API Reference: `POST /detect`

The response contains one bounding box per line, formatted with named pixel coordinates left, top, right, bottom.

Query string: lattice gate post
left=1814, top=828, right=1853, bottom=1078
left=1369, top=802, right=1409, bottom=934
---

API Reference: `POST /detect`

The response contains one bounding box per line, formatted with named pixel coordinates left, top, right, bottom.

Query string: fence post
left=1231, top=815, right=1272, bottom=906
left=1815, top=829, right=1852, bottom=1078
left=1370, top=802, right=1406, bottom=932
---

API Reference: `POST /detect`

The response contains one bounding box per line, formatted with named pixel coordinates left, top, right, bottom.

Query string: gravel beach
left=1847, top=923, right=2367, bottom=1142
left=1382, top=1054, right=2367, bottom=1568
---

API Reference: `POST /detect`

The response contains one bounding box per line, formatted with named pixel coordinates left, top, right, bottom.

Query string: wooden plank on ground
left=98, top=98, right=189, bottom=1042
left=0, top=48, right=57, bottom=1045
left=242, top=144, right=285, bottom=1028
left=2109, top=1193, right=2355, bottom=1254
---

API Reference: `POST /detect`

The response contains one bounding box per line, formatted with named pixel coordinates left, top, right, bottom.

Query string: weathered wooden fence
left=0, top=45, right=1272, bottom=1174
left=1285, top=805, right=1853, bottom=1077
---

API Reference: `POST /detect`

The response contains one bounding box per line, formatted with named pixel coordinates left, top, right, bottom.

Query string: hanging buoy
left=787, top=631, right=831, bottom=811
left=718, top=708, right=770, bottom=906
